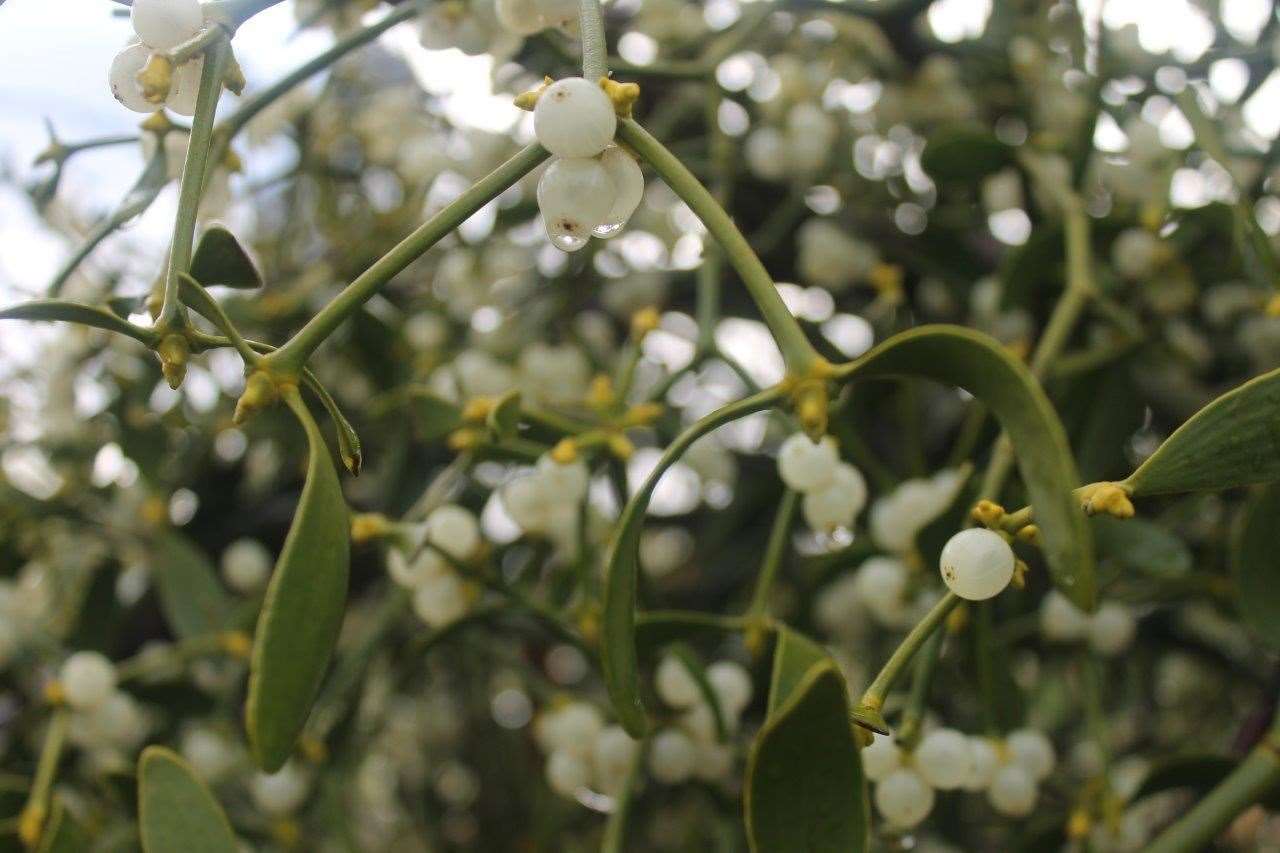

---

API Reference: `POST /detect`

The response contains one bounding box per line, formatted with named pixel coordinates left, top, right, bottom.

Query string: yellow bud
left=271, top=819, right=301, bottom=848
left=461, top=397, right=493, bottom=423
left=793, top=381, right=828, bottom=440
left=607, top=433, right=634, bottom=460
left=1016, top=524, right=1042, bottom=546
left=1081, top=483, right=1135, bottom=519
left=868, top=262, right=903, bottom=298
left=222, top=148, right=243, bottom=173
left=219, top=631, right=252, bottom=659
left=43, top=680, right=66, bottom=706
left=140, top=111, right=174, bottom=134
left=222, top=54, right=247, bottom=96
left=299, top=736, right=329, bottom=764
left=446, top=428, right=480, bottom=452
left=1005, top=339, right=1031, bottom=362
left=630, top=305, right=661, bottom=340
left=138, top=53, right=174, bottom=104
left=970, top=499, right=1005, bottom=528
left=599, top=77, right=641, bottom=118
left=513, top=77, right=553, bottom=111
left=1266, top=294, right=1280, bottom=318
left=587, top=375, right=615, bottom=409
left=140, top=495, right=169, bottom=527
left=622, top=402, right=663, bottom=427
left=350, top=513, right=392, bottom=544
left=1012, top=559, right=1028, bottom=589
left=577, top=609, right=600, bottom=646
left=550, top=438, right=579, bottom=464
left=1066, top=809, right=1092, bottom=839
left=18, top=804, right=45, bottom=849
left=234, top=370, right=279, bottom=425
left=157, top=333, right=190, bottom=390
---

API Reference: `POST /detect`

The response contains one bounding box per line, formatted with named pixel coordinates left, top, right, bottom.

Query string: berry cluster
left=385, top=504, right=482, bottom=628
left=59, top=652, right=150, bottom=769
left=1040, top=590, right=1138, bottom=656
left=535, top=701, right=637, bottom=800
left=108, top=0, right=209, bottom=116
left=532, top=78, right=644, bottom=252
left=648, top=654, right=752, bottom=785
left=776, top=433, right=868, bottom=534
left=865, top=726, right=1055, bottom=828
left=501, top=452, right=590, bottom=549
left=868, top=469, right=967, bottom=553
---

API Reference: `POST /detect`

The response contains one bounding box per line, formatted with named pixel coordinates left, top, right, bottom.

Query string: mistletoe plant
left=3, top=0, right=1280, bottom=850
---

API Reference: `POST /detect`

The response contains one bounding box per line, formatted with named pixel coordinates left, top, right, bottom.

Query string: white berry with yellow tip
left=939, top=528, right=1015, bottom=601
left=533, top=78, right=617, bottom=159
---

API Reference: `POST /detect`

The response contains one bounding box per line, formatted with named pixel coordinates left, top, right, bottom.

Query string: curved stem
left=157, top=35, right=232, bottom=330
left=746, top=489, right=800, bottom=621
left=578, top=0, right=608, bottom=81
left=861, top=592, right=959, bottom=709
left=263, top=143, right=549, bottom=373
left=616, top=119, right=819, bottom=374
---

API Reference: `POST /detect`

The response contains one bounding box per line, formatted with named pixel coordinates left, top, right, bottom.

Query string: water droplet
left=552, top=232, right=589, bottom=252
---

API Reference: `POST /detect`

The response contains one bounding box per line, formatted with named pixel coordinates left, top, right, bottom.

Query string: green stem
left=18, top=709, right=68, bottom=843
left=861, top=592, right=959, bottom=709
left=746, top=489, right=799, bottom=620
left=578, top=0, right=608, bottom=81
left=1145, top=715, right=1280, bottom=853
left=895, top=627, right=943, bottom=748
left=263, top=144, right=549, bottom=373
left=616, top=119, right=819, bottom=374
left=157, top=35, right=232, bottom=330
left=636, top=610, right=753, bottom=633
left=210, top=5, right=419, bottom=159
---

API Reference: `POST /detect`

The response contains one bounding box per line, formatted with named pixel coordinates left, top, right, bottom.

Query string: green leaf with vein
left=603, top=386, right=786, bottom=736
left=34, top=798, right=85, bottom=853
left=1123, top=366, right=1280, bottom=496
left=1233, top=483, right=1280, bottom=650
left=840, top=325, right=1095, bottom=610
left=745, top=627, right=867, bottom=853
left=245, top=389, right=351, bottom=772
left=0, top=299, right=158, bottom=347
left=189, top=225, right=263, bottom=289
left=137, top=746, right=238, bottom=853
left=152, top=532, right=232, bottom=640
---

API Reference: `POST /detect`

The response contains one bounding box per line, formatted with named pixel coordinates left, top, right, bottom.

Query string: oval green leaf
left=190, top=225, right=263, bottom=289
left=152, top=533, right=232, bottom=640
left=841, top=325, right=1095, bottom=610
left=1233, top=483, right=1280, bottom=650
left=245, top=389, right=351, bottom=772
left=745, top=627, right=867, bottom=853
left=0, top=299, right=158, bottom=347
left=137, top=746, right=238, bottom=853
left=604, top=386, right=786, bottom=736
left=1124, top=366, right=1280, bottom=496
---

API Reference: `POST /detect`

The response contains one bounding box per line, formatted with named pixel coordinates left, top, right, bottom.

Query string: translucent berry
left=251, top=762, right=310, bottom=815
left=131, top=0, right=204, bottom=50
left=776, top=433, right=840, bottom=493
left=1088, top=601, right=1136, bottom=656
left=1006, top=729, right=1056, bottom=782
left=648, top=728, right=696, bottom=784
left=537, top=156, right=617, bottom=252
left=425, top=504, right=480, bottom=560
left=939, top=528, right=1015, bottom=601
left=164, top=57, right=205, bottom=117
left=875, top=767, right=935, bottom=828
left=495, top=0, right=547, bottom=35
left=706, top=661, right=752, bottom=716
left=861, top=732, right=902, bottom=782
left=987, top=764, right=1037, bottom=817
left=802, top=462, right=868, bottom=532
left=914, top=727, right=972, bottom=790
left=386, top=545, right=446, bottom=589
left=546, top=749, right=590, bottom=798
left=963, top=736, right=1000, bottom=791
left=108, top=43, right=155, bottom=113
left=1039, top=589, right=1090, bottom=642
left=592, top=725, right=639, bottom=796
left=593, top=146, right=644, bottom=238
left=60, top=651, right=117, bottom=711
left=655, top=654, right=701, bottom=709
left=411, top=572, right=468, bottom=628
left=533, top=78, right=616, bottom=159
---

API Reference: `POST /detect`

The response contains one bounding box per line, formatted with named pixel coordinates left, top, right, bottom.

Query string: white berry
left=874, top=767, right=935, bottom=828
left=1088, top=602, right=1137, bottom=656
left=776, top=433, right=840, bottom=493
left=386, top=545, right=446, bottom=589
left=60, top=651, right=117, bottom=711
left=802, top=463, right=868, bottom=533
left=655, top=654, right=701, bottom=709
left=914, top=728, right=972, bottom=790
left=939, top=528, right=1015, bottom=601
left=537, top=156, right=617, bottom=252
left=592, top=725, right=639, bottom=796
left=425, top=504, right=480, bottom=560
left=987, top=764, right=1037, bottom=817
left=861, top=732, right=902, bottom=782
left=648, top=728, right=696, bottom=784
left=536, top=702, right=604, bottom=757
left=164, top=57, right=204, bottom=117
left=853, top=557, right=909, bottom=627
left=536, top=453, right=590, bottom=504
left=1039, top=589, right=1090, bottom=642
left=963, top=736, right=1000, bottom=791
left=594, top=146, right=645, bottom=238
left=533, top=78, right=617, bottom=159
left=546, top=749, right=591, bottom=799
left=706, top=661, right=752, bottom=717
left=251, top=762, right=310, bottom=815
left=1006, top=729, right=1056, bottom=782
left=494, top=0, right=546, bottom=35
left=411, top=572, right=469, bottom=628
left=221, top=538, right=272, bottom=593
left=108, top=43, right=155, bottom=113
left=131, top=0, right=204, bottom=50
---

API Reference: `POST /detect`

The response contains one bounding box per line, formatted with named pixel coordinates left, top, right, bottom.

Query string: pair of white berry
left=867, top=727, right=1055, bottom=828
left=536, top=701, right=639, bottom=800
left=59, top=652, right=149, bottom=752
left=815, top=556, right=935, bottom=633
left=385, top=504, right=481, bottom=628
left=533, top=78, right=644, bottom=252
left=1040, top=590, right=1137, bottom=655
left=501, top=453, right=590, bottom=547
left=648, top=655, right=752, bottom=785
left=495, top=0, right=579, bottom=36
left=868, top=469, right=966, bottom=554
left=108, top=0, right=209, bottom=116
left=776, top=433, right=868, bottom=535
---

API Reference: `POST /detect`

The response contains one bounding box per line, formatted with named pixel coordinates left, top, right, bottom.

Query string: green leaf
left=921, top=126, right=1013, bottom=183
left=841, top=325, right=1095, bottom=610
left=745, top=627, right=868, bottom=853
left=603, top=386, right=786, bottom=737
left=1091, top=516, right=1191, bottom=579
left=137, top=746, right=238, bottom=853
left=34, top=798, right=86, bottom=853
left=1233, top=483, right=1280, bottom=650
left=152, top=533, right=233, bottom=640
left=300, top=372, right=363, bottom=477
left=486, top=389, right=521, bottom=440
left=0, top=299, right=158, bottom=347
left=189, top=225, right=263, bottom=289
left=1124, top=366, right=1280, bottom=496
left=406, top=389, right=464, bottom=444
left=245, top=389, right=351, bottom=772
